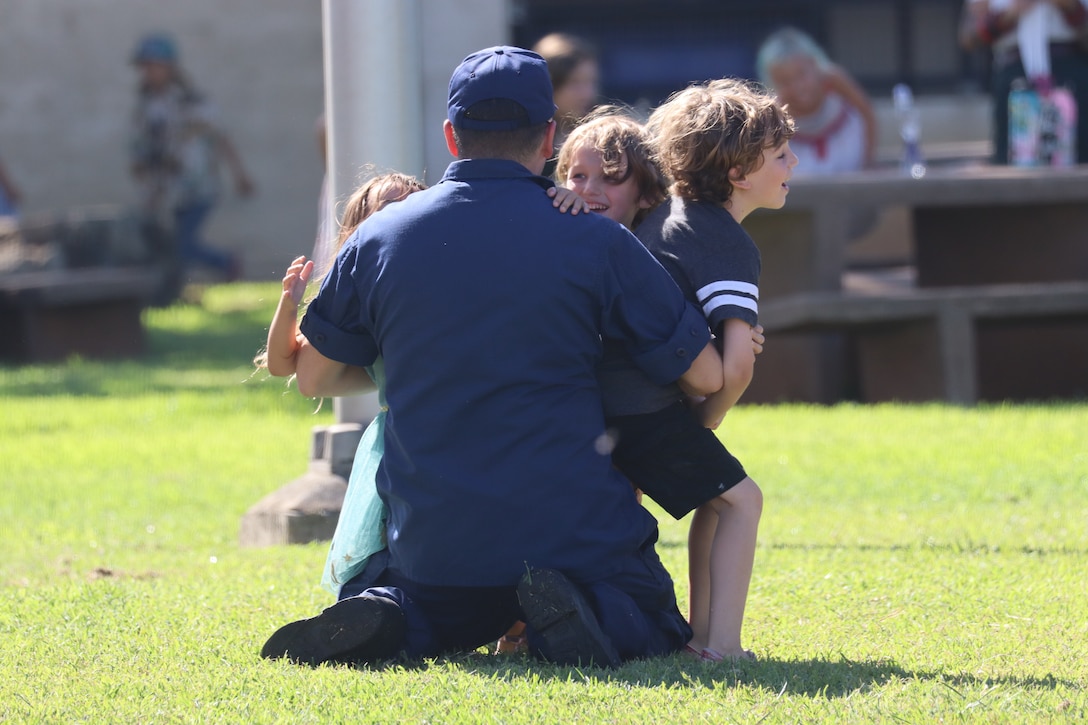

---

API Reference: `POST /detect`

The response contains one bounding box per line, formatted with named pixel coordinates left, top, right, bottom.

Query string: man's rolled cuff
left=298, top=309, right=378, bottom=368
left=628, top=302, right=711, bottom=386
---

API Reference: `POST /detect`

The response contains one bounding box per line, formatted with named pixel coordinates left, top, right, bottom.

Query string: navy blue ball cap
left=448, top=46, right=557, bottom=130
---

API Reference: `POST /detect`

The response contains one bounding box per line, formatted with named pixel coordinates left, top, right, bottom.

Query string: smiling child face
left=563, top=143, right=649, bottom=229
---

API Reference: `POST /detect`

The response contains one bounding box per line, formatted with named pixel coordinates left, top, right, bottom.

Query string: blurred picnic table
left=0, top=207, right=176, bottom=363
left=741, top=164, right=1088, bottom=403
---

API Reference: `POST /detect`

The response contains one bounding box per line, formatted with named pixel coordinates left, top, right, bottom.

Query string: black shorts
left=607, top=401, right=748, bottom=520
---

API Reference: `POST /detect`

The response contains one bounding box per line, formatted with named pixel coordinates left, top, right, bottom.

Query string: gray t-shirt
left=598, top=196, right=762, bottom=416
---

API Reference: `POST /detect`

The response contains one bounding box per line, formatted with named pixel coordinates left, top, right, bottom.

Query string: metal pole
left=322, top=0, right=424, bottom=425
left=241, top=0, right=511, bottom=547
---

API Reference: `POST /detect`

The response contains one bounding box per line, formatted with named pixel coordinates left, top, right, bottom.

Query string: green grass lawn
left=1, top=283, right=1086, bottom=723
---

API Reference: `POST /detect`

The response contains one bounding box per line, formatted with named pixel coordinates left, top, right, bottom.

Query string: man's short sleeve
left=298, top=242, right=380, bottom=368
left=599, top=228, right=710, bottom=386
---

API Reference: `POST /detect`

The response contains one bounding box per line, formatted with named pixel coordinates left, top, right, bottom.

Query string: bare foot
left=701, top=647, right=756, bottom=662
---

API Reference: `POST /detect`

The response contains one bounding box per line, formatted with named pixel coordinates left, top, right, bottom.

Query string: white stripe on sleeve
left=703, top=294, right=758, bottom=317
left=696, top=280, right=759, bottom=303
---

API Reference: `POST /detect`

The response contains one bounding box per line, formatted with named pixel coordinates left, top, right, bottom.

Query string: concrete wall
left=0, top=0, right=508, bottom=280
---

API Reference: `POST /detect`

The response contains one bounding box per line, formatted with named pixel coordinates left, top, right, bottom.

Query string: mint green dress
left=320, top=358, right=389, bottom=596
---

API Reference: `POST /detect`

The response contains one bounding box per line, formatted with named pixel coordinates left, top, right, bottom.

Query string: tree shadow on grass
left=0, top=284, right=273, bottom=398
left=0, top=313, right=271, bottom=399
left=374, top=652, right=1077, bottom=699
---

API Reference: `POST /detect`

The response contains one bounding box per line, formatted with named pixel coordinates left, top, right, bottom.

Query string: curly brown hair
left=554, top=106, right=668, bottom=228
left=252, top=171, right=426, bottom=373
left=647, top=78, right=794, bottom=205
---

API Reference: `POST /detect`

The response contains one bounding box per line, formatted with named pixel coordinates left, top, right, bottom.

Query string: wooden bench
left=0, top=267, right=159, bottom=362
left=759, top=281, right=1088, bottom=403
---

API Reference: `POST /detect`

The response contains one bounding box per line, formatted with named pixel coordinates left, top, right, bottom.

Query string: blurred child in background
left=129, top=32, right=254, bottom=281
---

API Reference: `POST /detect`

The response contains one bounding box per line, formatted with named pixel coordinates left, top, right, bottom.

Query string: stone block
left=239, top=422, right=366, bottom=547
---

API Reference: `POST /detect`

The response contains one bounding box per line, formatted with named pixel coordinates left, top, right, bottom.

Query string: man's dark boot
left=260, top=594, right=405, bottom=666
left=517, top=568, right=620, bottom=668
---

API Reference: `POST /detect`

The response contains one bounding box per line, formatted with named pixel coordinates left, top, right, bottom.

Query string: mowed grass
left=1, top=283, right=1086, bottom=723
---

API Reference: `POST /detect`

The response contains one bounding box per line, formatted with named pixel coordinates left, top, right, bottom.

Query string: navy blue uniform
left=301, top=159, right=707, bottom=658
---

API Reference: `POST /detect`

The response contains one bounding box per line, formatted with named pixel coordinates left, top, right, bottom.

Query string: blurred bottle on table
left=893, top=83, right=927, bottom=179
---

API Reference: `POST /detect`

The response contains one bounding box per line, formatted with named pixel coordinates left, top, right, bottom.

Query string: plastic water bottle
left=893, top=83, right=926, bottom=179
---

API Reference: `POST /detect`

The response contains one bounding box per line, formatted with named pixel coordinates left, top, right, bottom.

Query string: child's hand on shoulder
left=283, top=255, right=314, bottom=306
left=547, top=186, right=588, bottom=215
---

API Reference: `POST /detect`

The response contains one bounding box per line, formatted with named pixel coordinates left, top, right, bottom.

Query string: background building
left=513, top=0, right=990, bottom=155
left=0, top=0, right=985, bottom=280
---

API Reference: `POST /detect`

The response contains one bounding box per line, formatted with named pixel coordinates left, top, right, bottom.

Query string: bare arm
left=294, top=339, right=377, bottom=398
left=959, top=0, right=990, bottom=49
left=265, top=254, right=375, bottom=396
left=825, top=65, right=879, bottom=167
left=693, top=319, right=756, bottom=429
left=677, top=341, right=725, bottom=398
left=264, top=256, right=312, bottom=377
left=215, top=130, right=255, bottom=197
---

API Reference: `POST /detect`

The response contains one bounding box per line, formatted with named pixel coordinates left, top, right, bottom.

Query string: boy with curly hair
left=601, top=78, right=796, bottom=661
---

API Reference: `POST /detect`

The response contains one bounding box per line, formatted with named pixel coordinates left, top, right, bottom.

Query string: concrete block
left=239, top=470, right=347, bottom=547
left=239, top=423, right=366, bottom=547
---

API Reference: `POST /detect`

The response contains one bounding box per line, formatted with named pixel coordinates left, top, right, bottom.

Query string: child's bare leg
left=702, top=477, right=762, bottom=658
left=686, top=504, right=717, bottom=652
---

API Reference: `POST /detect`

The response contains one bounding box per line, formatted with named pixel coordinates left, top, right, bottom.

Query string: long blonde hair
left=253, top=172, right=426, bottom=372
left=337, top=172, right=427, bottom=247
